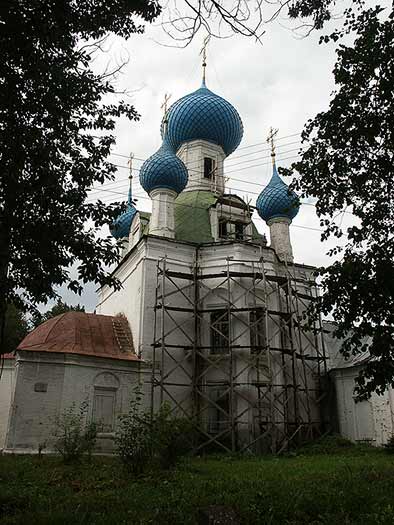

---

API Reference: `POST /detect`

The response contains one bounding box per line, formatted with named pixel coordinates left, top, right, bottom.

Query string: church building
left=96, top=66, right=327, bottom=453
left=2, top=57, right=391, bottom=454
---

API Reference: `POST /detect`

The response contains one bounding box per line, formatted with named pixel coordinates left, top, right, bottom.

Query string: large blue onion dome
left=161, top=81, right=243, bottom=157
left=256, top=163, right=300, bottom=222
left=139, top=136, right=188, bottom=194
left=110, top=183, right=137, bottom=239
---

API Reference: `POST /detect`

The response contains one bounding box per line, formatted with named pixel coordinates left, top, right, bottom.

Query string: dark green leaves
left=287, top=7, right=394, bottom=398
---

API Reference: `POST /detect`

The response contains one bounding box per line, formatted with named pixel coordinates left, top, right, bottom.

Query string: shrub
left=151, top=402, right=194, bottom=469
left=52, top=400, right=97, bottom=463
left=384, top=435, right=394, bottom=454
left=115, top=391, right=194, bottom=473
left=296, top=434, right=355, bottom=455
left=115, top=389, right=151, bottom=474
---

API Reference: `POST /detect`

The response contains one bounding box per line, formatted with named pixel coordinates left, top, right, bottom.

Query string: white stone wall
left=177, top=140, right=226, bottom=194
left=332, top=367, right=394, bottom=446
left=267, top=217, right=293, bottom=263
left=149, top=188, right=177, bottom=238
left=0, top=359, right=15, bottom=449
left=5, top=351, right=145, bottom=453
left=97, top=241, right=147, bottom=354
left=97, top=236, right=322, bottom=447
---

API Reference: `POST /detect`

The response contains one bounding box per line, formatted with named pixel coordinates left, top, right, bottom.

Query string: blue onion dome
left=161, top=81, right=243, bottom=157
left=110, top=184, right=137, bottom=239
left=139, top=136, right=188, bottom=194
left=256, top=163, right=300, bottom=222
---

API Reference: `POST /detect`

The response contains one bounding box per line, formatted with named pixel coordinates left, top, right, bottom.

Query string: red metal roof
left=17, top=312, right=140, bottom=362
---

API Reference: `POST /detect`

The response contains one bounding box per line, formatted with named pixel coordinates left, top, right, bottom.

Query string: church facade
left=97, top=78, right=327, bottom=453
left=2, top=70, right=392, bottom=454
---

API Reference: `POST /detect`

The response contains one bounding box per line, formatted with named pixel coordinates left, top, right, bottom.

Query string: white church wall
left=97, top=235, right=322, bottom=446
left=177, top=140, right=225, bottom=194
left=6, top=351, right=65, bottom=451
left=332, top=367, right=394, bottom=446
left=142, top=239, right=197, bottom=415
left=97, top=241, right=146, bottom=354
left=5, top=351, right=144, bottom=453
left=0, top=359, right=15, bottom=449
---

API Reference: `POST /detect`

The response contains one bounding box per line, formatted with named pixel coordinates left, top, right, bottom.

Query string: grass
left=1, top=441, right=394, bottom=524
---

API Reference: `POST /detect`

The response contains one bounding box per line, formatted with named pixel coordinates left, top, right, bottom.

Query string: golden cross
left=127, top=152, right=134, bottom=179
left=161, top=93, right=172, bottom=134
left=161, top=93, right=172, bottom=118
left=127, top=152, right=134, bottom=202
left=200, top=35, right=210, bottom=83
left=267, top=127, right=279, bottom=165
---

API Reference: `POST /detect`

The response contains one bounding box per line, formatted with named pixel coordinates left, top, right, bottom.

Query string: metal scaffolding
left=150, top=250, right=328, bottom=454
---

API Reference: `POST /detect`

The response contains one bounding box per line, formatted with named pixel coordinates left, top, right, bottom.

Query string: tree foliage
left=3, top=304, right=29, bottom=354
left=52, top=400, right=97, bottom=463
left=0, top=1, right=161, bottom=353
left=115, top=389, right=193, bottom=473
left=31, top=299, right=85, bottom=328
left=286, top=6, right=394, bottom=398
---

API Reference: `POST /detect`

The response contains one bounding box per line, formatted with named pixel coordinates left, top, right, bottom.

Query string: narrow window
left=93, top=389, right=116, bottom=432
left=210, top=310, right=229, bottom=354
left=250, top=308, right=266, bottom=354
left=204, top=157, right=215, bottom=179
left=218, top=220, right=227, bottom=239
left=235, top=222, right=245, bottom=240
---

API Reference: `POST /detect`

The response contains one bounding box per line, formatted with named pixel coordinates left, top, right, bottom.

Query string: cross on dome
left=267, top=126, right=279, bottom=165
left=161, top=93, right=172, bottom=134
left=200, top=35, right=210, bottom=84
left=127, top=152, right=134, bottom=203
left=256, top=126, right=300, bottom=223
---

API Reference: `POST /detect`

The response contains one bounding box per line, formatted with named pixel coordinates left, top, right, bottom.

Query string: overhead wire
left=88, top=147, right=302, bottom=194
left=84, top=129, right=353, bottom=224
left=85, top=189, right=347, bottom=235
left=87, top=153, right=301, bottom=200
left=106, top=136, right=302, bottom=172
left=86, top=151, right=353, bottom=217
left=87, top=135, right=304, bottom=196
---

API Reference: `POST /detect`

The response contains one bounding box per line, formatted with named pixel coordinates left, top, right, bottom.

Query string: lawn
left=1, top=443, right=394, bottom=524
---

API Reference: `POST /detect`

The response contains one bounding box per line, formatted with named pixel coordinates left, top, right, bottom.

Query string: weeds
left=115, top=389, right=193, bottom=473
left=384, top=434, right=394, bottom=454
left=52, top=400, right=97, bottom=463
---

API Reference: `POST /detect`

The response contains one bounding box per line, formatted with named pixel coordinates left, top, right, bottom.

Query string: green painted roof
left=251, top=222, right=264, bottom=241
left=139, top=211, right=151, bottom=235
left=139, top=211, right=151, bottom=220
left=174, top=190, right=217, bottom=243
left=139, top=190, right=265, bottom=245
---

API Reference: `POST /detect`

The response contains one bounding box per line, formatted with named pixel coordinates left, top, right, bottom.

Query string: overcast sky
left=59, top=4, right=357, bottom=312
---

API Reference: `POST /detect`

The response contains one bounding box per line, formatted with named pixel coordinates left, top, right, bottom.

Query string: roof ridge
left=43, top=312, right=67, bottom=344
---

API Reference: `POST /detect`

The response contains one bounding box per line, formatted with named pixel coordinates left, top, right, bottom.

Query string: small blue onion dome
left=110, top=184, right=137, bottom=239
left=139, top=136, right=188, bottom=195
left=256, top=163, right=300, bottom=222
left=161, top=81, right=243, bottom=157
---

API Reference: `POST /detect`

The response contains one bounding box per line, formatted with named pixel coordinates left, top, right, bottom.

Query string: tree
left=0, top=1, right=162, bottom=354
left=3, top=304, right=29, bottom=354
left=31, top=299, right=85, bottom=329
left=0, top=0, right=285, bottom=357
left=161, top=0, right=265, bottom=44
left=286, top=6, right=394, bottom=398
